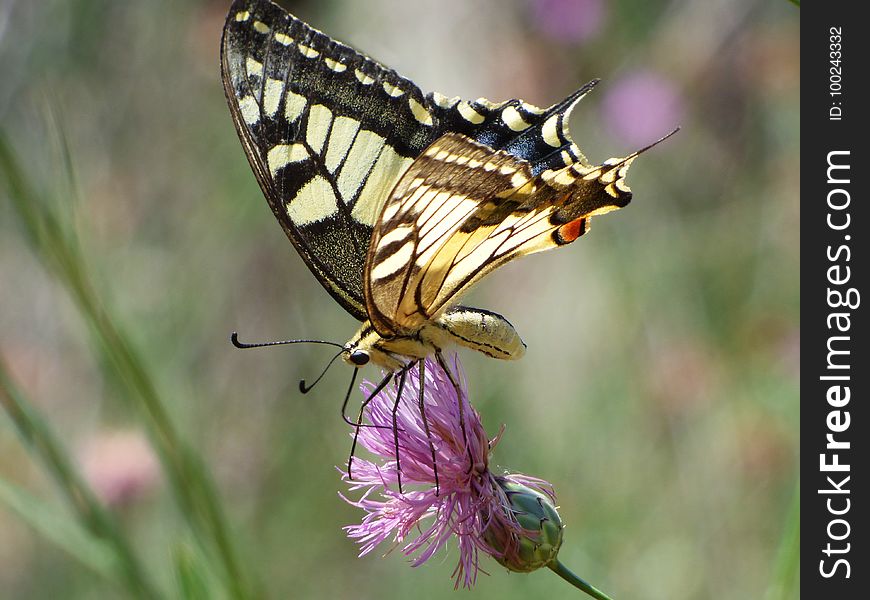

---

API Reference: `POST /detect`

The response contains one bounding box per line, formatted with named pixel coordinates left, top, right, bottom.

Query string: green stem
left=549, top=560, right=615, bottom=600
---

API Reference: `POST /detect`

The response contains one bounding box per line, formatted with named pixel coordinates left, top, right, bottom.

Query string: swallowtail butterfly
left=222, top=0, right=671, bottom=481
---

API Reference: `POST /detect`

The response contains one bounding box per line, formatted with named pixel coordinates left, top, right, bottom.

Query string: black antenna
left=230, top=331, right=343, bottom=350
left=631, top=127, right=680, bottom=157
left=299, top=349, right=344, bottom=394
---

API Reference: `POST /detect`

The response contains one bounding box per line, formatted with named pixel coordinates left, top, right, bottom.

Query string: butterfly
left=221, top=0, right=672, bottom=485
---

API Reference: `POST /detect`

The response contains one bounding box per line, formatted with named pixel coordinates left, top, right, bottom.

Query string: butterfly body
left=344, top=306, right=526, bottom=371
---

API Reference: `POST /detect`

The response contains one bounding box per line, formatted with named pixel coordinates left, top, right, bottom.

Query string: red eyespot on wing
left=557, top=217, right=586, bottom=244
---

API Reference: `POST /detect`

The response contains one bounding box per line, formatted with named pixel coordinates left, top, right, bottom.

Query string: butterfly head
left=343, top=322, right=432, bottom=372
left=342, top=341, right=404, bottom=372
left=347, top=348, right=370, bottom=367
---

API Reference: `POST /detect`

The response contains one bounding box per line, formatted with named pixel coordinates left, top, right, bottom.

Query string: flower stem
left=549, top=560, right=615, bottom=600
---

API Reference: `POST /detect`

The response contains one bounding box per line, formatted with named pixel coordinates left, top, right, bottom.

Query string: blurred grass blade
left=173, top=543, right=215, bottom=600
left=0, top=477, right=117, bottom=582
left=763, top=478, right=800, bottom=600
left=0, top=358, right=162, bottom=599
left=0, top=129, right=257, bottom=599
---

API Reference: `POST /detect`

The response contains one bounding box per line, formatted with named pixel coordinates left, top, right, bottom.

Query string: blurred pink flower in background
left=602, top=70, right=684, bottom=148
left=78, top=430, right=160, bottom=507
left=530, top=0, right=606, bottom=44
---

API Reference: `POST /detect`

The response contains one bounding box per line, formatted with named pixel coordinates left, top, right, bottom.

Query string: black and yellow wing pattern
left=221, top=0, right=605, bottom=324
left=363, top=132, right=644, bottom=337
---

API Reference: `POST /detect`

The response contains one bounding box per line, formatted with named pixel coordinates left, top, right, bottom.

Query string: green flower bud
left=485, top=477, right=563, bottom=573
left=484, top=476, right=615, bottom=600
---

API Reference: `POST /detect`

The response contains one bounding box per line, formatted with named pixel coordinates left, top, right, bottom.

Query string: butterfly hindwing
left=365, top=133, right=640, bottom=336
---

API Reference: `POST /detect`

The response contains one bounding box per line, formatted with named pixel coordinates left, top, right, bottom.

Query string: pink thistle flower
left=340, top=355, right=557, bottom=588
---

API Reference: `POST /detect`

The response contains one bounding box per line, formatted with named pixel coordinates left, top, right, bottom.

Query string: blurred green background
left=0, top=0, right=799, bottom=599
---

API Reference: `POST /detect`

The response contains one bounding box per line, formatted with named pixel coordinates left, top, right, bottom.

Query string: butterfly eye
left=349, top=350, right=370, bottom=366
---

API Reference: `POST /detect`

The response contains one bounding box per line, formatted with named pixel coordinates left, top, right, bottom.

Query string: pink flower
left=78, top=430, right=160, bottom=507
left=340, top=355, right=555, bottom=588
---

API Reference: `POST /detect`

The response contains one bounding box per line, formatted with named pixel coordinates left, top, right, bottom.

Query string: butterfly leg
left=435, top=351, right=475, bottom=474
left=391, top=366, right=411, bottom=494
left=347, top=370, right=393, bottom=481
left=416, top=359, right=440, bottom=495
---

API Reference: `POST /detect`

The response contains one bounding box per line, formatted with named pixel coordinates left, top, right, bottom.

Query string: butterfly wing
left=365, top=132, right=645, bottom=337
left=221, top=0, right=437, bottom=319
left=223, top=0, right=622, bottom=324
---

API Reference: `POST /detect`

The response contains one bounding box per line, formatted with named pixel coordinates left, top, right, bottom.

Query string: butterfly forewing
left=221, top=0, right=440, bottom=319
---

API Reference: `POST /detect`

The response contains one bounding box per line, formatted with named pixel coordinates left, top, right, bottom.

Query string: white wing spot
left=287, top=176, right=339, bottom=226
left=599, top=168, right=617, bottom=184
left=253, top=21, right=270, bottom=34
left=355, top=69, right=374, bottom=85
left=457, top=101, right=485, bottom=124
left=510, top=172, right=529, bottom=188
left=431, top=92, right=458, bottom=108
left=235, top=11, right=250, bottom=22
left=408, top=98, right=433, bottom=126
left=298, top=44, right=319, bottom=58
left=284, top=90, right=306, bottom=123
left=383, top=82, right=404, bottom=97
left=238, top=95, right=260, bottom=125
left=501, top=106, right=530, bottom=131
left=245, top=57, right=263, bottom=78
left=306, top=104, right=333, bottom=154
left=324, top=58, right=347, bottom=72
left=554, top=169, right=576, bottom=186
left=274, top=33, right=293, bottom=46
left=541, top=114, right=562, bottom=147
left=267, top=144, right=310, bottom=176
left=263, top=79, right=284, bottom=117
